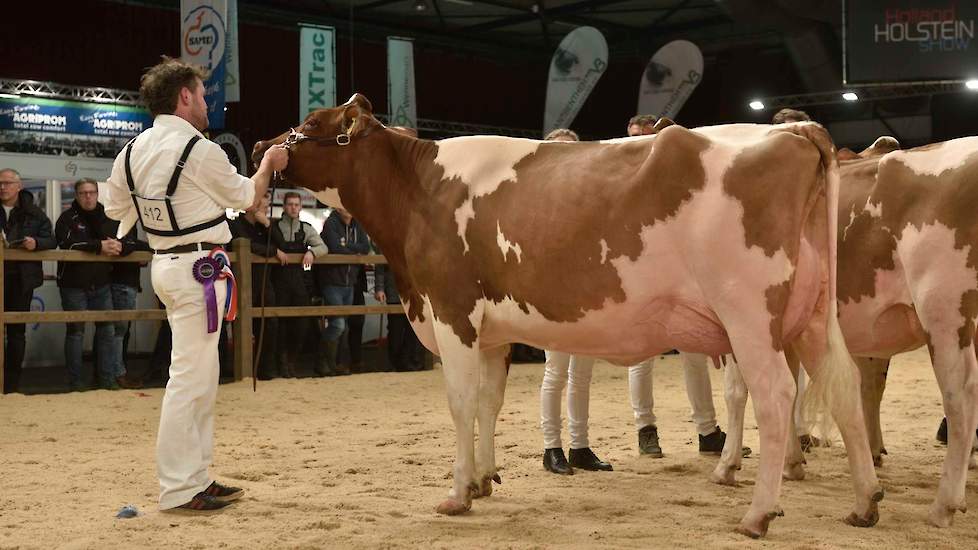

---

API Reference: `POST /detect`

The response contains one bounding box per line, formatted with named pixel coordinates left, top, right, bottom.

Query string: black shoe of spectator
left=543, top=448, right=573, bottom=475
left=699, top=426, right=727, bottom=455
left=568, top=447, right=613, bottom=471
left=937, top=417, right=948, bottom=445
left=799, top=434, right=821, bottom=452
left=638, top=425, right=663, bottom=458
left=116, top=375, right=142, bottom=389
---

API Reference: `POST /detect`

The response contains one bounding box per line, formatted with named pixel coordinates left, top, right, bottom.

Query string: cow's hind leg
left=782, top=351, right=807, bottom=481
left=927, top=342, right=978, bottom=527
left=432, top=316, right=484, bottom=516
left=725, top=335, right=795, bottom=538
left=712, top=357, right=748, bottom=486
left=473, top=345, right=509, bottom=498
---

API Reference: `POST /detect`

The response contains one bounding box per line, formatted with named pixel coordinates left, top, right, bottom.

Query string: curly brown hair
left=771, top=108, right=811, bottom=124
left=139, top=57, right=207, bottom=117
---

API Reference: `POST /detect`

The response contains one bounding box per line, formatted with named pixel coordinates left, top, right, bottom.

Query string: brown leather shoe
left=203, top=481, right=245, bottom=502
left=165, top=492, right=231, bottom=515
left=116, top=375, right=142, bottom=389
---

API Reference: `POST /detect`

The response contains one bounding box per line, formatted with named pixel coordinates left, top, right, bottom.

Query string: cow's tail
left=796, top=123, right=859, bottom=440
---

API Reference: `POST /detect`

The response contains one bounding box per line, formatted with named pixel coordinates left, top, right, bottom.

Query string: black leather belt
left=153, top=242, right=226, bottom=255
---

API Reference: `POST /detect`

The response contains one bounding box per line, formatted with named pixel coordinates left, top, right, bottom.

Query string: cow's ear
left=651, top=117, right=676, bottom=133
left=341, top=93, right=374, bottom=136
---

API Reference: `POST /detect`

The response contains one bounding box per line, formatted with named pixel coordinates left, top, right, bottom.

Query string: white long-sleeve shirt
left=102, top=114, right=256, bottom=250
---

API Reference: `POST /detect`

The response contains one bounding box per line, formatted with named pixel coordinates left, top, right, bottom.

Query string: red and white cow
left=717, top=136, right=978, bottom=528
left=253, top=94, right=882, bottom=538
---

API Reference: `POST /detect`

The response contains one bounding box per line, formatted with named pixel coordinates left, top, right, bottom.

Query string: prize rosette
left=193, top=256, right=223, bottom=333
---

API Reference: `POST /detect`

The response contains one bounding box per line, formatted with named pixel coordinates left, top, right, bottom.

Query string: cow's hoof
left=710, top=465, right=738, bottom=486
left=735, top=509, right=783, bottom=539
left=472, top=476, right=493, bottom=499
left=782, top=461, right=806, bottom=481
left=846, top=491, right=882, bottom=528
left=436, top=498, right=471, bottom=516
left=928, top=501, right=966, bottom=528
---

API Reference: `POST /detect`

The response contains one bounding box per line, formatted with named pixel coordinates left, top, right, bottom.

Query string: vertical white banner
left=181, top=0, right=228, bottom=128
left=224, top=0, right=240, bottom=102
left=299, top=24, right=336, bottom=123
left=387, top=37, right=417, bottom=129
left=637, top=40, right=703, bottom=119
left=543, top=26, right=608, bottom=134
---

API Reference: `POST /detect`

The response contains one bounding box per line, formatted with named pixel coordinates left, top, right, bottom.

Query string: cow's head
left=252, top=93, right=379, bottom=209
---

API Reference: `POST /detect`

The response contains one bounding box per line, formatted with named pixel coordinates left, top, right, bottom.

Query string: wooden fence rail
left=0, top=239, right=405, bottom=392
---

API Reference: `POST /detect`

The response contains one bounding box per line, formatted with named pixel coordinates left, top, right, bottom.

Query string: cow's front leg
left=432, top=316, right=484, bottom=516
left=856, top=356, right=889, bottom=467
left=712, top=357, right=748, bottom=486
left=473, top=345, right=509, bottom=498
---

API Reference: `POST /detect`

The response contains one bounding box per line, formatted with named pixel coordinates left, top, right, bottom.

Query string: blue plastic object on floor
left=116, top=504, right=139, bottom=519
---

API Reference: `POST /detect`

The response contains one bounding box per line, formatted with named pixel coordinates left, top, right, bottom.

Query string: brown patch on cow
left=467, top=125, right=711, bottom=322
left=836, top=156, right=893, bottom=305
left=765, top=280, right=792, bottom=351
left=723, top=128, right=822, bottom=259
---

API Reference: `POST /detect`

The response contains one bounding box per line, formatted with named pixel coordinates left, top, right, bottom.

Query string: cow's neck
left=337, top=132, right=437, bottom=305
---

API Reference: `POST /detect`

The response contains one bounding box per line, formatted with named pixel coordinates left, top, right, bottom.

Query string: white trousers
left=628, top=352, right=718, bottom=436
left=153, top=251, right=228, bottom=510
left=540, top=351, right=596, bottom=450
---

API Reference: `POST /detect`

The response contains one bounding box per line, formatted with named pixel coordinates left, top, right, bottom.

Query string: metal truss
left=0, top=78, right=539, bottom=137
left=755, top=81, right=973, bottom=110
left=0, top=78, right=141, bottom=105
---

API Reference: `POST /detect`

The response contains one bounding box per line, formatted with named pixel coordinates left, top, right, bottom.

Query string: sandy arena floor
left=1, top=347, right=977, bottom=549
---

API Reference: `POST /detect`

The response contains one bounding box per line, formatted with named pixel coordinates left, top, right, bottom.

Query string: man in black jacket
left=0, top=168, right=55, bottom=393
left=317, top=207, right=370, bottom=376
left=229, top=191, right=281, bottom=379
left=56, top=178, right=118, bottom=390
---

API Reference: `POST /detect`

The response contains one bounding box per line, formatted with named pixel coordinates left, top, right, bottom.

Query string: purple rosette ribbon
left=192, top=256, right=222, bottom=333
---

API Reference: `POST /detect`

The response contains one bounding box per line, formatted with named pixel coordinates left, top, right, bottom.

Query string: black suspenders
left=124, top=135, right=228, bottom=237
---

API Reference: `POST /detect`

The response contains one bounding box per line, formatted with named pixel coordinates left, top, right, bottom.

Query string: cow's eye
left=304, top=119, right=318, bottom=130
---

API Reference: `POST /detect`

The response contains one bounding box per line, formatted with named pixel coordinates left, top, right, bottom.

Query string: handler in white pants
left=104, top=58, right=289, bottom=513
left=629, top=352, right=728, bottom=457
left=540, top=351, right=612, bottom=474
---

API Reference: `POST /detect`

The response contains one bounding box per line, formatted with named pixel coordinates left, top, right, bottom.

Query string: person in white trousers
left=629, top=353, right=733, bottom=458
left=103, top=58, right=289, bottom=514
left=540, top=351, right=613, bottom=475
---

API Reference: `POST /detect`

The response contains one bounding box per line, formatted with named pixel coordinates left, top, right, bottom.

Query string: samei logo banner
left=845, top=0, right=977, bottom=83
left=0, top=97, right=152, bottom=137
left=637, top=40, right=703, bottom=119
left=543, top=26, right=608, bottom=134
left=181, top=0, right=227, bottom=128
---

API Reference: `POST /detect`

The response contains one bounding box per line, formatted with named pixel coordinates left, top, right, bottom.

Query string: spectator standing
left=103, top=219, right=152, bottom=389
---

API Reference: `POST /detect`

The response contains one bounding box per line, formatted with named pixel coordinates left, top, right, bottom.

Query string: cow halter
left=282, top=127, right=351, bottom=150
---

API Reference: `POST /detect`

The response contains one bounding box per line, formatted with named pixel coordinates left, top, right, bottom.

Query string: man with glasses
left=55, top=178, right=120, bottom=390
left=0, top=168, right=55, bottom=394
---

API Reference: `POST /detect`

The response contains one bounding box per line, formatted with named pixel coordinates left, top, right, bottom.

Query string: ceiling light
left=842, top=92, right=858, bottom=101
left=414, top=0, right=427, bottom=11
left=749, top=100, right=764, bottom=110
left=966, top=79, right=978, bottom=90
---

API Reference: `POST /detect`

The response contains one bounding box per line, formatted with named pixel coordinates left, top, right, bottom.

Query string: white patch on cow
left=890, top=136, right=978, bottom=177
left=436, top=136, right=540, bottom=252
left=864, top=197, right=883, bottom=218
left=897, top=222, right=977, bottom=351
left=406, top=294, right=439, bottom=354
left=599, top=239, right=609, bottom=264
left=496, top=221, right=522, bottom=263
left=598, top=135, right=655, bottom=145
left=870, top=136, right=900, bottom=150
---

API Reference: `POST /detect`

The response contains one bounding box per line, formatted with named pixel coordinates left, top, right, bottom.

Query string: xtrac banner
left=181, top=0, right=227, bottom=129
left=637, top=40, right=703, bottom=120
left=543, top=26, right=608, bottom=135
left=387, top=37, right=418, bottom=129
left=845, top=0, right=977, bottom=83
left=299, top=24, right=336, bottom=123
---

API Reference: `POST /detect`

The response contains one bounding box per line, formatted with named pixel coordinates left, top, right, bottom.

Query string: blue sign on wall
left=0, top=96, right=153, bottom=138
